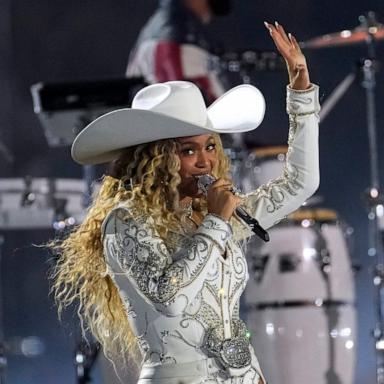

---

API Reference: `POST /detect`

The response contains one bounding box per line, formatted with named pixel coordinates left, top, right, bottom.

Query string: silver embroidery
left=114, top=215, right=231, bottom=304
left=245, top=115, right=302, bottom=214
left=119, top=290, right=137, bottom=318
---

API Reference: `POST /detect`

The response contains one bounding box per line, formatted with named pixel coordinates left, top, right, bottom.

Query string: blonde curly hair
left=50, top=134, right=230, bottom=366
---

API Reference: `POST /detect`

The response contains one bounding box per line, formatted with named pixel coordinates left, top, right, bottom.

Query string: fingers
left=264, top=21, right=310, bottom=90
left=289, top=33, right=302, bottom=52
left=212, top=179, right=237, bottom=193
left=274, top=21, right=291, bottom=45
left=264, top=21, right=295, bottom=49
left=209, top=179, right=243, bottom=201
left=210, top=178, right=231, bottom=190
left=206, top=178, right=243, bottom=220
left=263, top=21, right=276, bottom=39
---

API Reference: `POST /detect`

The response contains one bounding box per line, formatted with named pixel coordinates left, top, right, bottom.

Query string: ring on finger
left=230, top=186, right=242, bottom=197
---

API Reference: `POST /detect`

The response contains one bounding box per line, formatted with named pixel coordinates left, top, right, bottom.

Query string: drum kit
left=239, top=147, right=357, bottom=384
left=0, top=11, right=383, bottom=384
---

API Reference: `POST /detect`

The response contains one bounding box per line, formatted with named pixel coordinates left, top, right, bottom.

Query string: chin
left=178, top=179, right=199, bottom=197
left=182, top=191, right=203, bottom=199
left=192, top=192, right=204, bottom=199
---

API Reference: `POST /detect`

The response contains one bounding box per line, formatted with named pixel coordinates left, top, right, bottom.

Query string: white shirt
left=102, top=85, right=320, bottom=384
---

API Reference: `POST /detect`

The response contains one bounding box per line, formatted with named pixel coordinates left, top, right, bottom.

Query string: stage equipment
left=300, top=16, right=384, bottom=49
left=245, top=208, right=356, bottom=384
left=0, top=178, right=91, bottom=230
left=31, top=76, right=146, bottom=383
left=31, top=76, right=146, bottom=206
left=31, top=77, right=146, bottom=147
left=74, top=340, right=100, bottom=384
left=0, top=236, right=5, bottom=384
left=0, top=177, right=92, bottom=378
left=238, top=146, right=356, bottom=384
left=303, top=12, right=384, bottom=383
left=210, top=49, right=286, bottom=84
left=0, top=176, right=89, bottom=382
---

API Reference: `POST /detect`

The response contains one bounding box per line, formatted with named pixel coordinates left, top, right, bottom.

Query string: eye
left=181, top=148, right=195, bottom=156
left=206, top=143, right=216, bottom=151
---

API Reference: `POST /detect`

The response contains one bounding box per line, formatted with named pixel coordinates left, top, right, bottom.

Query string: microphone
left=197, top=175, right=270, bottom=242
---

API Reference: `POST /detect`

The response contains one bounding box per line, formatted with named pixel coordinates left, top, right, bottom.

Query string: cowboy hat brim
left=71, top=84, right=265, bottom=165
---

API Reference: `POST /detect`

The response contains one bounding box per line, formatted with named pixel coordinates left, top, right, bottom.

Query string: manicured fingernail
left=275, top=21, right=279, bottom=27
left=288, top=32, right=292, bottom=39
left=264, top=21, right=272, bottom=32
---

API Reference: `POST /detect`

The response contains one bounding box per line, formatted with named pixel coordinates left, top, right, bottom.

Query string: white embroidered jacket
left=102, top=85, right=320, bottom=383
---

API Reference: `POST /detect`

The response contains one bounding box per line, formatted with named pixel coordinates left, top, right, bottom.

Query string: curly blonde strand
left=49, top=134, right=230, bottom=365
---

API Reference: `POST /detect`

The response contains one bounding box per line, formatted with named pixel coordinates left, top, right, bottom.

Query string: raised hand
left=264, top=21, right=311, bottom=90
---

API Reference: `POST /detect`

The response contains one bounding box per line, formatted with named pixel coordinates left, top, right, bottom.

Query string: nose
left=196, top=151, right=210, bottom=169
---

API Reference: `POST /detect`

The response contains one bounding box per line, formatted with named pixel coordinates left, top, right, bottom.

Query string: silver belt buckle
left=204, top=319, right=251, bottom=369
left=220, top=337, right=251, bottom=369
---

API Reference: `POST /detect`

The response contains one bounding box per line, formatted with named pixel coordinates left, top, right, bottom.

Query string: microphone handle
left=235, top=206, right=270, bottom=242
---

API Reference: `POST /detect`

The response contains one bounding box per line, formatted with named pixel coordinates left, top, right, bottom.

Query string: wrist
left=289, top=75, right=311, bottom=91
left=288, top=67, right=310, bottom=90
left=207, top=212, right=231, bottom=224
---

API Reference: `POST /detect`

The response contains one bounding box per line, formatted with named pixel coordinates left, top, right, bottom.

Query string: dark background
left=1, top=0, right=384, bottom=383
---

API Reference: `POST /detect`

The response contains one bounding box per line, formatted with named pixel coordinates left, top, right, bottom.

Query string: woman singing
left=51, top=22, right=320, bottom=383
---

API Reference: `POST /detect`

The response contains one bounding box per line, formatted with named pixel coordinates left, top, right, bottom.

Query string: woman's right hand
left=206, top=178, right=243, bottom=221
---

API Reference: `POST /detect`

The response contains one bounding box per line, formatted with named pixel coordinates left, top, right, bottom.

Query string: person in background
left=126, top=0, right=231, bottom=104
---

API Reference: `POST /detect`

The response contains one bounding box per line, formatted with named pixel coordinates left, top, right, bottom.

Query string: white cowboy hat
left=71, top=80, right=265, bottom=165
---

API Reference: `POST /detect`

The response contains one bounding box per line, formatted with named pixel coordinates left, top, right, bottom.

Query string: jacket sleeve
left=242, top=84, right=321, bottom=230
left=102, top=209, right=232, bottom=317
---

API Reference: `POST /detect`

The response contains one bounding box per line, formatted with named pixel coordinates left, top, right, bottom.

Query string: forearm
left=243, top=84, right=320, bottom=230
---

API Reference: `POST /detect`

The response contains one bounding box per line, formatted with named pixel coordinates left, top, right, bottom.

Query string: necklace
left=181, top=200, right=193, bottom=218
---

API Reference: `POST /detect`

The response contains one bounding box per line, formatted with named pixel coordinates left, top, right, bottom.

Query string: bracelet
left=287, top=84, right=316, bottom=93
left=207, top=212, right=230, bottom=225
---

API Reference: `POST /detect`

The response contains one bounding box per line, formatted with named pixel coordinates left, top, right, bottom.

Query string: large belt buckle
left=204, top=319, right=251, bottom=370
left=220, top=337, right=251, bottom=369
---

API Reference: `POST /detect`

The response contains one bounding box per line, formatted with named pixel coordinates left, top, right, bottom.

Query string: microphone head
left=196, top=174, right=216, bottom=195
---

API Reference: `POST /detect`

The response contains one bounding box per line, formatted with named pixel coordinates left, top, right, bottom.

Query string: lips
left=192, top=173, right=211, bottom=178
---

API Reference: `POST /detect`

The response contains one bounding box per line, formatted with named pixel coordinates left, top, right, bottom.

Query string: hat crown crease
left=132, top=82, right=208, bottom=127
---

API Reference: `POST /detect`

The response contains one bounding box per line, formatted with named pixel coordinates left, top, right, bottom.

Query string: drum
left=0, top=178, right=94, bottom=229
left=246, top=209, right=354, bottom=303
left=244, top=208, right=356, bottom=384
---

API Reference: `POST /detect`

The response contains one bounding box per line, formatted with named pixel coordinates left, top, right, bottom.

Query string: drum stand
left=318, top=12, right=384, bottom=384
left=354, top=15, right=384, bottom=384
left=312, top=224, right=343, bottom=384
left=0, top=236, right=6, bottom=384
left=73, top=163, right=100, bottom=384
left=74, top=339, right=100, bottom=384
left=63, top=161, right=100, bottom=384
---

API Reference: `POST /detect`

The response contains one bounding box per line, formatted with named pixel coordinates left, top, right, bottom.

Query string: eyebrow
left=177, top=136, right=215, bottom=145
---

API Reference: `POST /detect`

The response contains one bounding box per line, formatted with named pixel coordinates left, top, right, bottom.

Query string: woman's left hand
left=264, top=21, right=311, bottom=90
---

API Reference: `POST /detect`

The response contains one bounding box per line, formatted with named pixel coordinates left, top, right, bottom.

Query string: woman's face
left=176, top=134, right=218, bottom=198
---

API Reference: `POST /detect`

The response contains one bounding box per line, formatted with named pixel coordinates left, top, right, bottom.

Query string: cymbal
left=301, top=25, right=384, bottom=49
